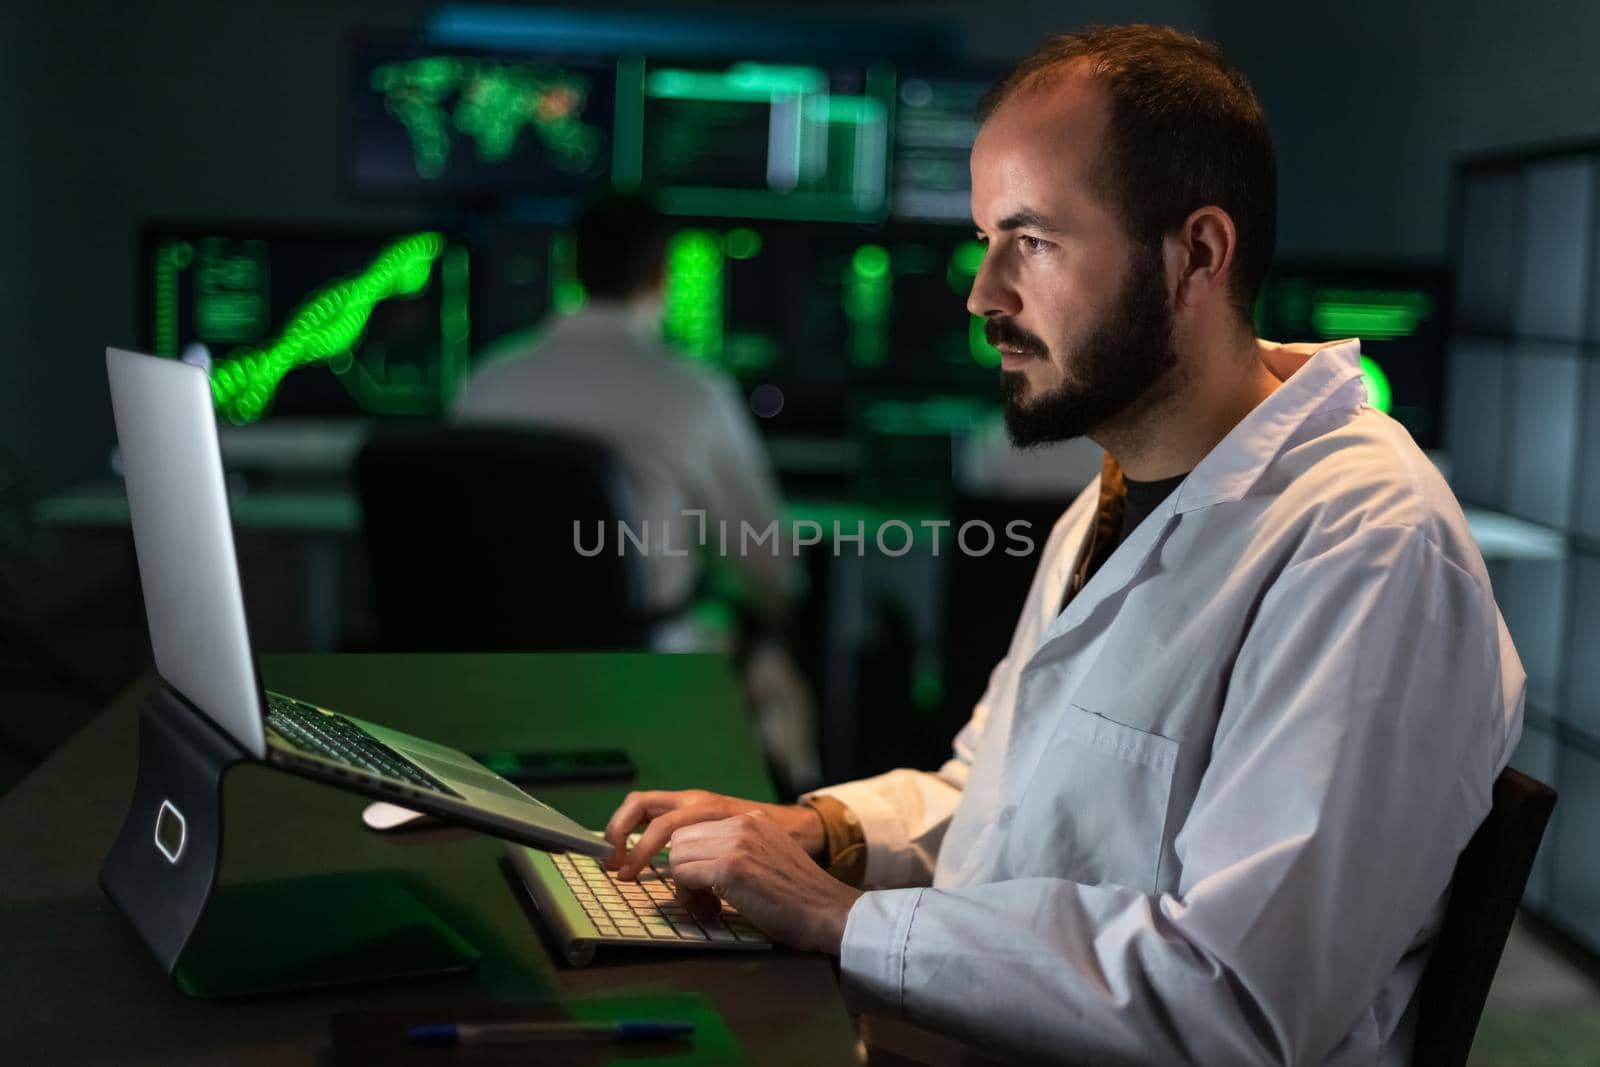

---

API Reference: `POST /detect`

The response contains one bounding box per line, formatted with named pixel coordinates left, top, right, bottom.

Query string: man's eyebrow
left=992, top=209, right=1061, bottom=234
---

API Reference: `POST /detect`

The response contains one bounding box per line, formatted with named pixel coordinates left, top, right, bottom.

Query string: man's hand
left=667, top=809, right=863, bottom=955
left=603, top=789, right=825, bottom=879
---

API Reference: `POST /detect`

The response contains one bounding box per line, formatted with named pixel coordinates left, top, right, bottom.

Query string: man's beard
left=995, top=242, right=1180, bottom=448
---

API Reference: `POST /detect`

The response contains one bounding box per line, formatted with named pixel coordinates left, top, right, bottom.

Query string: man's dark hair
left=980, top=25, right=1276, bottom=328
left=573, top=190, right=672, bottom=300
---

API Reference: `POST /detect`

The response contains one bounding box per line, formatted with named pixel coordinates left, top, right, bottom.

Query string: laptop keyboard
left=265, top=693, right=456, bottom=797
left=550, top=839, right=768, bottom=945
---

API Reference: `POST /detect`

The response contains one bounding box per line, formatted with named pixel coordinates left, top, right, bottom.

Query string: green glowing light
left=439, top=245, right=471, bottom=401
left=912, top=660, right=943, bottom=714
left=969, top=316, right=1001, bottom=368
left=372, top=56, right=604, bottom=180
left=194, top=239, right=268, bottom=342
left=664, top=229, right=724, bottom=361
left=1360, top=354, right=1393, bottom=413
left=646, top=63, right=829, bottom=102
left=208, top=232, right=445, bottom=423
left=948, top=240, right=985, bottom=294
left=1311, top=288, right=1432, bottom=340
left=852, top=244, right=890, bottom=280
left=727, top=63, right=830, bottom=94
left=844, top=245, right=891, bottom=367
left=152, top=241, right=193, bottom=357
left=804, top=96, right=887, bottom=125
left=725, top=332, right=779, bottom=371
left=550, top=233, right=586, bottom=313
left=611, top=56, right=646, bottom=187
left=723, top=228, right=762, bottom=260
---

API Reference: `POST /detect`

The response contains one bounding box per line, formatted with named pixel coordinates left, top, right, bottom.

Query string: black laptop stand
left=98, top=686, right=478, bottom=997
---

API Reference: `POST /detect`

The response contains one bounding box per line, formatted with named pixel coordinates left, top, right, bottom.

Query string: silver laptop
left=106, top=346, right=608, bottom=858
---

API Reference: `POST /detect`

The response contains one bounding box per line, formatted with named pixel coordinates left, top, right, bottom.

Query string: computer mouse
left=361, top=801, right=435, bottom=832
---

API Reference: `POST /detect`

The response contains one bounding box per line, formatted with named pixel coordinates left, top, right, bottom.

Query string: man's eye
left=1019, top=235, right=1050, bottom=252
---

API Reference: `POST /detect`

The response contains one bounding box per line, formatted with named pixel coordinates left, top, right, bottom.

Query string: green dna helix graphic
left=208, top=232, right=446, bottom=423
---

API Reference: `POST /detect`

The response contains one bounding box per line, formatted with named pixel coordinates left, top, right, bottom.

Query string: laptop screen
left=106, top=348, right=267, bottom=758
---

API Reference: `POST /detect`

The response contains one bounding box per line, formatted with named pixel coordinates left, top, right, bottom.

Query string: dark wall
left=0, top=0, right=430, bottom=503
left=1214, top=0, right=1600, bottom=262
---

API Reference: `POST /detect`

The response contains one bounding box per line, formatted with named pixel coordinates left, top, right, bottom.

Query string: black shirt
left=1118, top=471, right=1188, bottom=548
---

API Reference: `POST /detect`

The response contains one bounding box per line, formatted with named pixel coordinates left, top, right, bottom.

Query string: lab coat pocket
left=1010, top=703, right=1179, bottom=894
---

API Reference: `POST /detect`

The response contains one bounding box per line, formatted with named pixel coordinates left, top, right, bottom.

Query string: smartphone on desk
left=473, top=749, right=636, bottom=785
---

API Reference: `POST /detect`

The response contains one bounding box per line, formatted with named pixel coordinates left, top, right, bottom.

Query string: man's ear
left=1171, top=205, right=1237, bottom=312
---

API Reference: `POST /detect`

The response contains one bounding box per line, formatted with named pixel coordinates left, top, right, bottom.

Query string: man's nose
left=966, top=250, right=1021, bottom=318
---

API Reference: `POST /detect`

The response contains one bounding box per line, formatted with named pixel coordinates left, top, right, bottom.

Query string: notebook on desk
left=507, top=834, right=771, bottom=966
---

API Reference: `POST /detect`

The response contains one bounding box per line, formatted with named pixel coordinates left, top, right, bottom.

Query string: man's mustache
left=985, top=318, right=1048, bottom=358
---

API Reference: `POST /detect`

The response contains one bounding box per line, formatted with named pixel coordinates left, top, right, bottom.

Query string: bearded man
left=604, top=25, right=1523, bottom=1065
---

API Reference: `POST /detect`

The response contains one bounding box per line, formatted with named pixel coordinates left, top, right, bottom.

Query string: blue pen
left=407, top=1019, right=695, bottom=1046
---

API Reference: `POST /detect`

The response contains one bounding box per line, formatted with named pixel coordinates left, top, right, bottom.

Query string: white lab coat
left=811, top=338, right=1525, bottom=1065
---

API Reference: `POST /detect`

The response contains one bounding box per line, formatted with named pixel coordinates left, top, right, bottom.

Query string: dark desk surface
left=0, top=653, right=860, bottom=1065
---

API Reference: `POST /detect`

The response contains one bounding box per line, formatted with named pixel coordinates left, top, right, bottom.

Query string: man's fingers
left=603, top=791, right=680, bottom=847
left=605, top=791, right=706, bottom=868
left=667, top=829, right=743, bottom=922
left=667, top=860, right=723, bottom=922
left=665, top=812, right=767, bottom=870
left=619, top=806, right=713, bottom=878
left=670, top=860, right=729, bottom=922
left=668, top=857, right=722, bottom=895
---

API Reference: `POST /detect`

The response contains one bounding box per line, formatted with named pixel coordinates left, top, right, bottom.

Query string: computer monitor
left=786, top=220, right=996, bottom=392
left=144, top=224, right=472, bottom=423
left=349, top=37, right=617, bottom=199
left=469, top=217, right=789, bottom=374
left=466, top=212, right=1005, bottom=443
left=1254, top=262, right=1449, bottom=448
left=652, top=219, right=1000, bottom=429
left=470, top=222, right=573, bottom=349
left=614, top=57, right=896, bottom=222
left=890, top=68, right=996, bottom=222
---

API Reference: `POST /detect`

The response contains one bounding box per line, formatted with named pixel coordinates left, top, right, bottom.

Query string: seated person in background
left=603, top=25, right=1524, bottom=1064
left=453, top=192, right=817, bottom=789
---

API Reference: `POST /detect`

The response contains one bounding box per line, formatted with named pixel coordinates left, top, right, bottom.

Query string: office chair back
left=1412, top=765, right=1556, bottom=1066
left=356, top=424, right=655, bottom=651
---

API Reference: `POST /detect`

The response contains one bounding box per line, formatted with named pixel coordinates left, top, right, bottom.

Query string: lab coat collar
left=1172, top=337, right=1366, bottom=515
left=1027, top=337, right=1368, bottom=669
